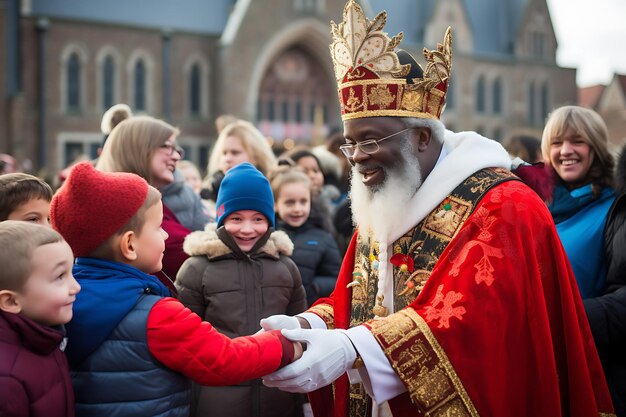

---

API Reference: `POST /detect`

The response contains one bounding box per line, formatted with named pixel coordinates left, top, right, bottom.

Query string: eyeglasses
left=339, top=127, right=415, bottom=159
left=160, top=143, right=185, bottom=159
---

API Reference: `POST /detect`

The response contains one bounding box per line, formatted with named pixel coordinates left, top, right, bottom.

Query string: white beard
left=349, top=148, right=422, bottom=241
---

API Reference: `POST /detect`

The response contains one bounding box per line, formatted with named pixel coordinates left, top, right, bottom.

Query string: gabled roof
left=365, top=0, right=529, bottom=57
left=578, top=74, right=626, bottom=110
left=30, top=0, right=234, bottom=34
left=578, top=85, right=606, bottom=109
left=361, top=0, right=434, bottom=48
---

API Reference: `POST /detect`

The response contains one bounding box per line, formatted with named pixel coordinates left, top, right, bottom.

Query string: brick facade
left=0, top=0, right=578, bottom=175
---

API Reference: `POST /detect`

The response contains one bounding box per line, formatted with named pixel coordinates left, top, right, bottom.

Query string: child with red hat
left=50, top=161, right=301, bottom=417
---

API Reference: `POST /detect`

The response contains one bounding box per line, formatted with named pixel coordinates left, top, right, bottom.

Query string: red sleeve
left=147, top=297, right=287, bottom=386
left=0, top=377, right=29, bottom=417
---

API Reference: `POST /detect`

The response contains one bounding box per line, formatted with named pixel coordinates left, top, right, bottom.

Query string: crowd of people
left=1, top=0, right=625, bottom=416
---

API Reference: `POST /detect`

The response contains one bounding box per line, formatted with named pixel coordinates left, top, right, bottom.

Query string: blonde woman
left=541, top=105, right=616, bottom=299
left=203, top=121, right=276, bottom=213
left=96, top=116, right=192, bottom=283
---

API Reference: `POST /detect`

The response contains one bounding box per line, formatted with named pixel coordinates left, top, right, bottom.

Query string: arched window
left=540, top=82, right=549, bottom=124
left=102, top=55, right=115, bottom=110
left=295, top=101, right=303, bottom=123
left=134, top=60, right=146, bottom=111
left=492, top=78, right=502, bottom=114
left=189, top=64, right=201, bottom=116
left=528, top=82, right=536, bottom=125
left=475, top=76, right=485, bottom=113
left=67, top=53, right=81, bottom=111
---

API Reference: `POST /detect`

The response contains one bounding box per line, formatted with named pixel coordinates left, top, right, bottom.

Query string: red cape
left=308, top=181, right=614, bottom=417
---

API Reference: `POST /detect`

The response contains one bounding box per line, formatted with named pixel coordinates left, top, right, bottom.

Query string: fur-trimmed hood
left=183, top=223, right=294, bottom=259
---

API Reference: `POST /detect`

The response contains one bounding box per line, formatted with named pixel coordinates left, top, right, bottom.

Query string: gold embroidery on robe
left=308, top=304, right=335, bottom=329
left=347, top=168, right=517, bottom=415
left=370, top=309, right=479, bottom=416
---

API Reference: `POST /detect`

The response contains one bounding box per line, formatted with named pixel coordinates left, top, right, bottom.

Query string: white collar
left=386, top=129, right=511, bottom=244
left=371, top=130, right=511, bottom=316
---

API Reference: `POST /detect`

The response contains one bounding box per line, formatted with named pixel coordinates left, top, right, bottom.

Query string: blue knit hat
left=216, top=162, right=275, bottom=227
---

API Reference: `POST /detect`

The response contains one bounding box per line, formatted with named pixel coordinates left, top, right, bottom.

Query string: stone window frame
left=96, top=46, right=122, bottom=113
left=59, top=43, right=88, bottom=114
left=183, top=54, right=210, bottom=119
left=126, top=49, right=155, bottom=114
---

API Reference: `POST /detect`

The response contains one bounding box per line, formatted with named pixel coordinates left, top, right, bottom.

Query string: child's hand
left=293, top=341, right=304, bottom=360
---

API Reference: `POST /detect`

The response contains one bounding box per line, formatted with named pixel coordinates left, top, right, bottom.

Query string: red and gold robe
left=307, top=177, right=614, bottom=417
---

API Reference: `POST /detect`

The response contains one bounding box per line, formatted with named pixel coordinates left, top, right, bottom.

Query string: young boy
left=0, top=173, right=53, bottom=225
left=176, top=162, right=307, bottom=417
left=50, top=162, right=301, bottom=417
left=0, top=221, right=81, bottom=417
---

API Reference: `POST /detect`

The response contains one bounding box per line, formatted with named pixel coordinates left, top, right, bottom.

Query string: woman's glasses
left=160, top=143, right=185, bottom=159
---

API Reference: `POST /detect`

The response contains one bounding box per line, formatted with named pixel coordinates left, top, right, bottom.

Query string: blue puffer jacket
left=72, top=295, right=190, bottom=417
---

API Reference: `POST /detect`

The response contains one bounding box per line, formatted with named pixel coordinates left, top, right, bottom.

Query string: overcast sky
left=547, top=0, right=626, bottom=87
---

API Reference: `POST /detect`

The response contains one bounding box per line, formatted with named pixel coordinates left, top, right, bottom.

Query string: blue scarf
left=549, top=184, right=615, bottom=298
left=549, top=184, right=613, bottom=224
left=66, top=258, right=170, bottom=366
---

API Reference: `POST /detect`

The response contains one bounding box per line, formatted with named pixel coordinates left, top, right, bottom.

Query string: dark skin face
left=343, top=117, right=443, bottom=190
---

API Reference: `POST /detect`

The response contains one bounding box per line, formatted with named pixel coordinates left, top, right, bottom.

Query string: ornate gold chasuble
left=347, top=168, right=516, bottom=417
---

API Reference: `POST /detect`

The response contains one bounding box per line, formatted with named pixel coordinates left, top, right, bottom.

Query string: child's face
left=133, top=201, right=169, bottom=274
left=17, top=241, right=80, bottom=326
left=296, top=156, right=324, bottom=195
left=224, top=210, right=269, bottom=252
left=275, top=183, right=311, bottom=228
left=221, top=136, right=253, bottom=173
left=7, top=198, right=51, bottom=227
left=180, top=166, right=202, bottom=194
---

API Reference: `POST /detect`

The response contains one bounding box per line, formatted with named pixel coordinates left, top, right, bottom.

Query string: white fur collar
left=368, top=130, right=511, bottom=316
left=183, top=223, right=294, bottom=258
left=384, top=129, right=511, bottom=244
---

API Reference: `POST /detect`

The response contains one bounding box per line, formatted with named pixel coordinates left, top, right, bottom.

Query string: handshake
left=259, top=315, right=358, bottom=393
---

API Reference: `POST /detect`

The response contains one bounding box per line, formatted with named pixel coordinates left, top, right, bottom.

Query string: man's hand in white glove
left=259, top=315, right=302, bottom=332
left=262, top=328, right=357, bottom=393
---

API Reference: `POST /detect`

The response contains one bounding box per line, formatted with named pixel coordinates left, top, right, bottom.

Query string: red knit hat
left=50, top=161, right=149, bottom=257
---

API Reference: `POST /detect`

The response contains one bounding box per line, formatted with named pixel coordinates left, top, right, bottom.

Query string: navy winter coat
left=278, top=219, right=342, bottom=306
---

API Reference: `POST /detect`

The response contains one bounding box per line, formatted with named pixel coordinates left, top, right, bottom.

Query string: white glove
left=262, top=328, right=357, bottom=393
left=259, top=315, right=302, bottom=332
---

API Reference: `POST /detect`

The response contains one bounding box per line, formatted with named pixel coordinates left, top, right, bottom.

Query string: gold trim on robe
left=347, top=168, right=517, bottom=415
left=308, top=304, right=335, bottom=329
left=370, top=309, right=479, bottom=416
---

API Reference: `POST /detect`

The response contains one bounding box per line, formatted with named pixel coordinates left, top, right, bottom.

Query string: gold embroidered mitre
left=330, top=0, right=452, bottom=121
